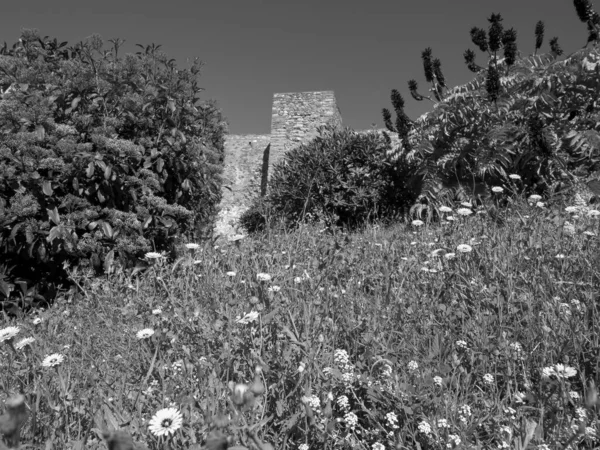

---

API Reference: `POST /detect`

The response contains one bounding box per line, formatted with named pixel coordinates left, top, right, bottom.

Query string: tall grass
left=0, top=193, right=599, bottom=450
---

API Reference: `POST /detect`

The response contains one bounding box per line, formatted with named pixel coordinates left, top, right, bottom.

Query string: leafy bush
left=0, top=30, right=227, bottom=309
left=238, top=197, right=272, bottom=234
left=252, top=125, right=418, bottom=232
left=383, top=15, right=600, bottom=219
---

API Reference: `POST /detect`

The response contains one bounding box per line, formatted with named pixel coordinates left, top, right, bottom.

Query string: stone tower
left=215, top=91, right=343, bottom=237
left=268, top=91, right=343, bottom=181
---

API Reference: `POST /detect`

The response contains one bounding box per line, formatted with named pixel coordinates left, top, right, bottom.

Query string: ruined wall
left=216, top=134, right=270, bottom=236
left=269, top=91, right=342, bottom=181
left=214, top=91, right=402, bottom=237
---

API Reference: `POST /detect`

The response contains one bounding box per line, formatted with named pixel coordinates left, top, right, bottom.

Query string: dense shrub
left=246, top=125, right=418, bottom=233
left=0, top=30, right=227, bottom=310
left=383, top=30, right=600, bottom=219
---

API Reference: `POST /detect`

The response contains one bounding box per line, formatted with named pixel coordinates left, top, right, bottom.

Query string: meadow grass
left=1, top=192, right=600, bottom=450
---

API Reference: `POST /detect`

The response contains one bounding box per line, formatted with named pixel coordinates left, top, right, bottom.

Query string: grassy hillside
left=0, top=190, right=599, bottom=449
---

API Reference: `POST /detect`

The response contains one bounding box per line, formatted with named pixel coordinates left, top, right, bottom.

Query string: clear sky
left=0, top=1, right=590, bottom=134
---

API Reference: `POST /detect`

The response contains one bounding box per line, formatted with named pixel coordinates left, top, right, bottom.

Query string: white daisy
left=14, top=337, right=35, bottom=350
left=456, top=244, right=473, bottom=253
left=136, top=328, right=155, bottom=340
left=0, top=326, right=20, bottom=343
left=256, top=273, right=272, bottom=282
left=42, top=353, right=65, bottom=368
left=148, top=407, right=183, bottom=437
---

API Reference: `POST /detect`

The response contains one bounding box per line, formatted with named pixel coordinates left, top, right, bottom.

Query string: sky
left=0, top=0, right=591, bottom=135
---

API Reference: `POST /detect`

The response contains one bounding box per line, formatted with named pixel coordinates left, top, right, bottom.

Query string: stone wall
left=216, top=134, right=270, bottom=236
left=214, top=91, right=401, bottom=237
left=269, top=91, right=343, bottom=180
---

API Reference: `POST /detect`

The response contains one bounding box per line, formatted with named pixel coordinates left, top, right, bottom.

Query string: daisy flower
left=148, top=407, right=183, bottom=437
left=491, top=186, right=504, bottom=193
left=256, top=273, right=272, bottom=282
left=144, top=252, right=163, bottom=260
left=42, top=353, right=65, bottom=367
left=0, top=326, right=20, bottom=343
left=185, top=243, right=200, bottom=250
left=15, top=337, right=35, bottom=350
left=136, top=328, right=155, bottom=340
left=552, top=364, right=577, bottom=379
left=457, top=208, right=473, bottom=216
left=456, top=244, right=472, bottom=253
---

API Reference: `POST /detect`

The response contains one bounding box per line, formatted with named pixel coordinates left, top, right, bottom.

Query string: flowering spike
left=534, top=20, right=545, bottom=53
left=470, top=27, right=489, bottom=53
left=574, top=0, right=594, bottom=23
left=421, top=47, right=434, bottom=83
left=549, top=37, right=563, bottom=56
left=487, top=13, right=504, bottom=53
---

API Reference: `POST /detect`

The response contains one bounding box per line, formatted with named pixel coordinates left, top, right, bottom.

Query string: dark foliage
left=0, top=30, right=227, bottom=310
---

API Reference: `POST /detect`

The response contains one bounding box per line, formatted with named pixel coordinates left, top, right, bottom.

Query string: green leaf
left=42, top=180, right=53, bottom=196
left=86, top=161, right=95, bottom=178
left=101, top=222, right=113, bottom=239
left=103, top=250, right=115, bottom=274
left=47, top=207, right=60, bottom=225
left=103, top=165, right=112, bottom=180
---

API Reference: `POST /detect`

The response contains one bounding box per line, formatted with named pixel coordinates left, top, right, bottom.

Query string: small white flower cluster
left=335, top=349, right=350, bottom=365
left=407, top=360, right=419, bottom=372
left=334, top=349, right=355, bottom=387
left=418, top=420, right=432, bottom=435
left=337, top=395, right=350, bottom=411
left=381, top=364, right=393, bottom=378
left=509, top=341, right=523, bottom=355
left=458, top=404, right=471, bottom=424
left=483, top=373, right=495, bottom=385
left=344, top=412, right=358, bottom=430
left=433, top=376, right=443, bottom=387
left=571, top=299, right=585, bottom=313
left=256, top=272, right=271, bottom=282
left=386, top=412, right=399, bottom=430
left=437, top=418, right=449, bottom=429
left=503, top=406, right=516, bottom=421
left=302, top=395, right=321, bottom=414
left=514, top=391, right=527, bottom=403
left=455, top=340, right=468, bottom=349
left=447, top=434, right=461, bottom=448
